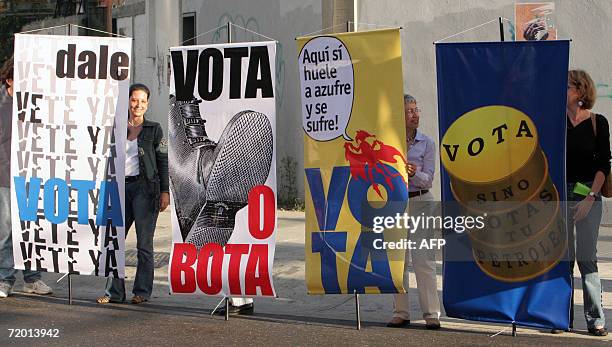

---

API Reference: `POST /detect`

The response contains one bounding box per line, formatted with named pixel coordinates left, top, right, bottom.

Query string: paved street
left=1, top=210, right=611, bottom=345
left=3, top=295, right=609, bottom=346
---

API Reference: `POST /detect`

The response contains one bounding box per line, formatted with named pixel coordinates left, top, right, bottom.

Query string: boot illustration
left=168, top=95, right=217, bottom=240
left=169, top=94, right=273, bottom=246
left=185, top=110, right=273, bottom=247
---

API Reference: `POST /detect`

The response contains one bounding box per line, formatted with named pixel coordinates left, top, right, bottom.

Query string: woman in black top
left=96, top=84, right=169, bottom=305
left=566, top=69, right=609, bottom=336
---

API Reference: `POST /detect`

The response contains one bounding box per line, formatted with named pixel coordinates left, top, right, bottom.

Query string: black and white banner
left=11, top=34, right=131, bottom=277
left=168, top=41, right=277, bottom=297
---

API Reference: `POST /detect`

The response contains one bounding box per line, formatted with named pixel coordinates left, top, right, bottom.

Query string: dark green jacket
left=137, top=118, right=169, bottom=194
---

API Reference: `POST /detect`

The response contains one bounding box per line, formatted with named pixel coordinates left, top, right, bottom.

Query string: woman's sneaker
left=23, top=280, right=53, bottom=295
left=0, top=281, right=13, bottom=298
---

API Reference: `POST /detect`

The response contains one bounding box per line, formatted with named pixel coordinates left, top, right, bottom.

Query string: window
left=182, top=13, right=196, bottom=46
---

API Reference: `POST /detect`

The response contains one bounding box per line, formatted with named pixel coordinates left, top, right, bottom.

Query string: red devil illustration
left=344, top=130, right=408, bottom=198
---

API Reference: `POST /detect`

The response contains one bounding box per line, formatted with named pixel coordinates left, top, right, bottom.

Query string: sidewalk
left=9, top=210, right=612, bottom=343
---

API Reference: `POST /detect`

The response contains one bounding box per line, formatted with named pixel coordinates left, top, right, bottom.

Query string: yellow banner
left=297, top=28, right=408, bottom=294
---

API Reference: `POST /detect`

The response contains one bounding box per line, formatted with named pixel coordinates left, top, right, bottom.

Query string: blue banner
left=436, top=41, right=571, bottom=329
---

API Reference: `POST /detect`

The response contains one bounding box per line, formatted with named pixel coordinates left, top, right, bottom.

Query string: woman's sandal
left=96, top=295, right=112, bottom=304
left=588, top=327, right=608, bottom=336
left=131, top=295, right=148, bottom=304
left=96, top=295, right=124, bottom=304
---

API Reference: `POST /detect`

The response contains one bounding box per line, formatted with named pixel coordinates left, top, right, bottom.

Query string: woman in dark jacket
left=565, top=70, right=609, bottom=336
left=97, top=83, right=169, bottom=304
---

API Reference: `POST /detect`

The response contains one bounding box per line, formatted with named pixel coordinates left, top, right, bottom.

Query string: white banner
left=11, top=34, right=131, bottom=277
left=168, top=41, right=277, bottom=297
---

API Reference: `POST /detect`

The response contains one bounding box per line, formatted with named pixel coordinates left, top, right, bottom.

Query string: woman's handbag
left=590, top=113, right=612, bottom=197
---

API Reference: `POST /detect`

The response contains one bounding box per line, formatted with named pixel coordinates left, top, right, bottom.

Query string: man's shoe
left=23, top=280, right=52, bottom=295
left=0, top=282, right=13, bottom=298
left=425, top=318, right=441, bottom=330
left=550, top=328, right=571, bottom=334
left=588, top=327, right=608, bottom=336
left=215, top=302, right=254, bottom=316
left=386, top=317, right=410, bottom=328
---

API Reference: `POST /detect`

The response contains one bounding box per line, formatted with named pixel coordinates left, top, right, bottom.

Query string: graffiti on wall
left=508, top=22, right=516, bottom=41
left=212, top=13, right=286, bottom=107
left=597, top=83, right=612, bottom=99
left=212, top=13, right=260, bottom=43
left=157, top=47, right=166, bottom=94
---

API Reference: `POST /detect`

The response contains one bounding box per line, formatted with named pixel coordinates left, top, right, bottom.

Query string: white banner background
left=168, top=41, right=277, bottom=297
left=10, top=34, right=130, bottom=277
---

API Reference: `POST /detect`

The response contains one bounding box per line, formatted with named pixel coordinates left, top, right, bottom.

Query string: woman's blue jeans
left=105, top=178, right=159, bottom=300
left=567, top=183, right=606, bottom=329
left=0, top=187, right=42, bottom=285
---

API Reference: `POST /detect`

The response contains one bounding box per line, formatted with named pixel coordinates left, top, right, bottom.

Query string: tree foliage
left=0, top=15, right=28, bottom=63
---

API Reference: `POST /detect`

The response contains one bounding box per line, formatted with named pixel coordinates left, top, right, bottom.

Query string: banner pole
left=500, top=18, right=518, bottom=337
left=221, top=24, right=232, bottom=322
left=67, top=21, right=73, bottom=307
left=224, top=297, right=230, bottom=321
left=68, top=275, right=73, bottom=305
left=354, top=290, right=361, bottom=330
left=498, top=16, right=518, bottom=336
left=105, top=0, right=113, bottom=36
left=227, top=22, right=232, bottom=44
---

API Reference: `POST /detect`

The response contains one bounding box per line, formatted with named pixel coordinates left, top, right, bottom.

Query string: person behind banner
left=387, top=94, right=441, bottom=329
left=97, top=83, right=169, bottom=305
left=561, top=70, right=609, bottom=336
left=0, top=57, right=53, bottom=298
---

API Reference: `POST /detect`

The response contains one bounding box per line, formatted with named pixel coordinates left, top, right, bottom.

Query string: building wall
left=20, top=0, right=180, bottom=134
left=357, top=0, right=612, bottom=206
left=20, top=1, right=612, bottom=216
left=322, top=0, right=354, bottom=33
left=180, top=0, right=322, bottom=204
left=21, top=0, right=320, bottom=205
left=114, top=0, right=180, bottom=135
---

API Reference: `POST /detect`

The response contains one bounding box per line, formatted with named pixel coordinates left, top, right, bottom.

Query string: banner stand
left=176, top=20, right=279, bottom=322
left=434, top=17, right=571, bottom=337
left=434, top=16, right=527, bottom=338
left=298, top=21, right=406, bottom=332
left=55, top=273, right=73, bottom=305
